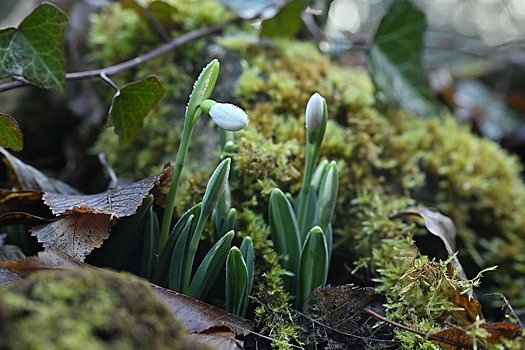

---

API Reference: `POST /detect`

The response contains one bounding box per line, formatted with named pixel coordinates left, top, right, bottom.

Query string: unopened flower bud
left=305, top=93, right=325, bottom=132
left=202, top=100, right=249, bottom=132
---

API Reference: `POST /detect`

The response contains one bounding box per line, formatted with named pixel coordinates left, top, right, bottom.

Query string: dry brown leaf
left=43, top=174, right=162, bottom=218
left=390, top=208, right=467, bottom=281
left=150, top=284, right=253, bottom=336
left=0, top=249, right=87, bottom=277
left=189, top=330, right=244, bottom=350
left=433, top=322, right=523, bottom=349
left=0, top=147, right=79, bottom=194
left=0, top=189, right=43, bottom=210
left=0, top=212, right=53, bottom=227
left=31, top=214, right=111, bottom=261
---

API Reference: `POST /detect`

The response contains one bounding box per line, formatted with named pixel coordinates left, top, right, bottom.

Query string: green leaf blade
left=187, top=230, right=234, bottom=300
left=108, top=76, right=165, bottom=144
left=225, top=246, right=249, bottom=316
left=0, top=3, right=67, bottom=91
left=366, top=0, right=438, bottom=117
left=297, top=226, right=328, bottom=310
left=269, top=188, right=301, bottom=275
left=0, top=114, right=23, bottom=151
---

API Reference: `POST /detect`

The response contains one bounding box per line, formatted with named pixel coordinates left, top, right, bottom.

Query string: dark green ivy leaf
left=366, top=0, right=438, bottom=117
left=108, top=76, right=165, bottom=144
left=0, top=3, right=67, bottom=91
left=260, top=0, right=308, bottom=38
left=0, top=114, right=23, bottom=151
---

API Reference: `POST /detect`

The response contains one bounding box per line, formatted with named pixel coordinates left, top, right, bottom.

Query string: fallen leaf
left=390, top=207, right=467, bottom=281
left=0, top=245, right=24, bottom=287
left=0, top=212, right=53, bottom=227
left=31, top=214, right=111, bottom=261
left=0, top=249, right=87, bottom=277
left=189, top=330, right=244, bottom=350
left=0, top=148, right=79, bottom=194
left=433, top=322, right=523, bottom=349
left=151, top=284, right=253, bottom=336
left=43, top=170, right=165, bottom=218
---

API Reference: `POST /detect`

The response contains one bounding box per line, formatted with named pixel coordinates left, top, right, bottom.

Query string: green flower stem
left=297, top=135, right=319, bottom=239
left=158, top=115, right=196, bottom=255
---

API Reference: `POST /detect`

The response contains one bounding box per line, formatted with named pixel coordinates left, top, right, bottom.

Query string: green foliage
left=108, top=76, right=166, bottom=144
left=0, top=114, right=23, bottom=151
left=225, top=246, right=249, bottom=315
left=0, top=3, right=67, bottom=91
left=366, top=0, right=438, bottom=117
left=260, top=0, right=308, bottom=38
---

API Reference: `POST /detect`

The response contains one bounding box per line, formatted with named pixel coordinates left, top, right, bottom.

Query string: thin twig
left=363, top=308, right=471, bottom=349
left=0, top=19, right=240, bottom=93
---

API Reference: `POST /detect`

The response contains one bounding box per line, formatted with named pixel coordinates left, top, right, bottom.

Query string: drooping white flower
left=208, top=102, right=249, bottom=132
left=305, top=93, right=325, bottom=132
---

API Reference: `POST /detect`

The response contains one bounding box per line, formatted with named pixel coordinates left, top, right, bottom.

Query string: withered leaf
left=390, top=207, right=467, bottom=281
left=0, top=212, right=53, bottom=227
left=43, top=168, right=168, bottom=218
left=0, top=249, right=87, bottom=277
left=31, top=214, right=111, bottom=261
left=433, top=322, right=523, bottom=349
left=0, top=189, right=43, bottom=210
left=189, top=331, right=244, bottom=350
left=150, top=284, right=253, bottom=336
left=0, top=148, right=79, bottom=194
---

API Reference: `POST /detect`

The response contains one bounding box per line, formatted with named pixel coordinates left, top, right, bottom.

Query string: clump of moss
left=0, top=269, right=196, bottom=349
left=86, top=0, right=525, bottom=346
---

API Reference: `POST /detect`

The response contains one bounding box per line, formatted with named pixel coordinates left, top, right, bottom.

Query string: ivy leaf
left=0, top=3, right=67, bottom=91
left=108, top=76, right=165, bottom=144
left=366, top=0, right=438, bottom=117
left=0, top=114, right=23, bottom=151
left=260, top=0, right=308, bottom=38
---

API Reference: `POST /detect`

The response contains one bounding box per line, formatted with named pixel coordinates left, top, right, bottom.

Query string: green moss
left=0, top=269, right=192, bottom=349
left=87, top=0, right=525, bottom=346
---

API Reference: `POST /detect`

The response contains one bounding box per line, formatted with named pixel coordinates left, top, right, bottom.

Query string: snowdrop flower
left=305, top=93, right=325, bottom=132
left=201, top=100, right=249, bottom=132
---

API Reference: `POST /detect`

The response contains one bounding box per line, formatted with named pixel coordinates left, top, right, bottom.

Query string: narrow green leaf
left=269, top=188, right=301, bottom=275
left=141, top=204, right=159, bottom=279
left=225, top=246, right=249, bottom=316
left=297, top=226, right=328, bottom=310
left=0, top=114, right=23, bottom=151
left=0, top=3, right=67, bottom=91
left=260, top=0, right=308, bottom=38
left=168, top=214, right=195, bottom=292
left=102, top=194, right=154, bottom=270
left=152, top=203, right=201, bottom=285
left=314, top=161, right=339, bottom=236
left=182, top=158, right=231, bottom=292
left=366, top=0, right=438, bottom=117
left=186, top=59, right=220, bottom=126
left=187, top=230, right=234, bottom=299
left=108, top=76, right=165, bottom=144
left=240, top=236, right=254, bottom=305
left=220, top=208, right=237, bottom=238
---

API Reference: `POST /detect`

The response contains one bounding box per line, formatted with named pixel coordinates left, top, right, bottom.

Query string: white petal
left=305, top=93, right=325, bottom=132
left=209, top=103, right=249, bottom=132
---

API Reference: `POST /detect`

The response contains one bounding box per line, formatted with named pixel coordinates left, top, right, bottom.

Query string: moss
left=87, top=0, right=525, bottom=346
left=0, top=269, right=196, bottom=350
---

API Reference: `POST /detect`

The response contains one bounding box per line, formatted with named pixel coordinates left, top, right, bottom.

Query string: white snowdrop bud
left=305, top=93, right=325, bottom=132
left=209, top=103, right=249, bottom=132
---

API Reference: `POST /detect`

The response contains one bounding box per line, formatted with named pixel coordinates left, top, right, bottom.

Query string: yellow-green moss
left=0, top=269, right=194, bottom=349
left=87, top=0, right=525, bottom=347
